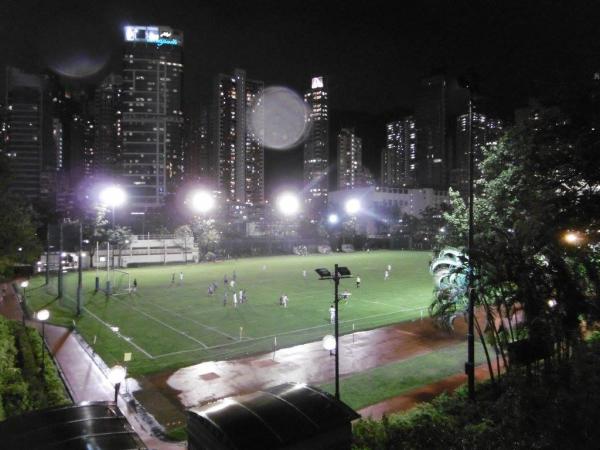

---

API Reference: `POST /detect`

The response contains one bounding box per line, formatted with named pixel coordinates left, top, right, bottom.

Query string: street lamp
left=109, top=364, right=127, bottom=404
left=277, top=192, right=300, bottom=216
left=562, top=231, right=583, bottom=246
left=99, top=185, right=127, bottom=227
left=37, top=309, right=50, bottom=380
left=322, top=334, right=336, bottom=355
left=315, top=264, right=352, bottom=400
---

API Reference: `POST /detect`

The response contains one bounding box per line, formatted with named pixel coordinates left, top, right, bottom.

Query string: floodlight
left=345, top=198, right=361, bottom=215
left=190, top=190, right=215, bottom=213
left=337, top=266, right=351, bottom=277
left=99, top=185, right=127, bottom=208
left=315, top=268, right=332, bottom=278
left=328, top=213, right=339, bottom=224
left=277, top=192, right=300, bottom=216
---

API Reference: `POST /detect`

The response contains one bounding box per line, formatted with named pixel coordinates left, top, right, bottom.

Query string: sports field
left=25, top=250, right=433, bottom=375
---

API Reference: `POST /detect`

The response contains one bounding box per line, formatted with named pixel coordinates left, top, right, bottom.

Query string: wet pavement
left=166, top=315, right=469, bottom=409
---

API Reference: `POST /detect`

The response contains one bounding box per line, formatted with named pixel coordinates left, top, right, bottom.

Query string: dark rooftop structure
left=187, top=382, right=360, bottom=450
left=0, top=401, right=146, bottom=449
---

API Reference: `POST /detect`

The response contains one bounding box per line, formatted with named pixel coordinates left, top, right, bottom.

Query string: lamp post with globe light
left=37, top=309, right=50, bottom=380
left=109, top=365, right=127, bottom=404
left=20, top=280, right=29, bottom=324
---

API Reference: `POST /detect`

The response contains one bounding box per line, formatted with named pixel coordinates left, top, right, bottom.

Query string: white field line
left=145, top=300, right=237, bottom=340
left=124, top=303, right=209, bottom=349
left=153, top=307, right=423, bottom=359
left=60, top=292, right=155, bottom=358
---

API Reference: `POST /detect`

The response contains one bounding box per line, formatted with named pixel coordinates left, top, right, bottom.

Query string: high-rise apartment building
left=415, top=75, right=447, bottom=189
left=450, top=112, right=502, bottom=193
left=303, top=76, right=329, bottom=214
left=94, top=73, right=123, bottom=179
left=213, top=69, right=264, bottom=206
left=381, top=117, right=417, bottom=188
left=183, top=109, right=210, bottom=184
left=121, top=25, right=184, bottom=209
left=4, top=67, right=46, bottom=200
left=337, top=128, right=362, bottom=190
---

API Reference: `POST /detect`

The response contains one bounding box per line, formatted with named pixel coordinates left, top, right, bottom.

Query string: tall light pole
left=316, top=265, right=352, bottom=400
left=76, top=222, right=83, bottom=316
left=465, top=82, right=476, bottom=401
left=37, top=309, right=50, bottom=381
left=100, top=185, right=127, bottom=228
left=188, top=189, right=216, bottom=261
left=58, top=222, right=64, bottom=300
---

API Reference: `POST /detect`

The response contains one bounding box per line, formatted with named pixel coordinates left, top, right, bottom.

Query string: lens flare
left=249, top=86, right=310, bottom=150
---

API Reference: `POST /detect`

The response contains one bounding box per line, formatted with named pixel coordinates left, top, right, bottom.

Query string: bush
left=353, top=341, right=600, bottom=449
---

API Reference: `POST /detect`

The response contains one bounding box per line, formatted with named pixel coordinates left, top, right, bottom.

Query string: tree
left=435, top=109, right=600, bottom=376
left=191, top=218, right=221, bottom=259
left=174, top=225, right=194, bottom=263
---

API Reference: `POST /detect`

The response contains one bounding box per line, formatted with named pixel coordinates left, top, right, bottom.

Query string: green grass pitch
left=25, top=250, right=433, bottom=375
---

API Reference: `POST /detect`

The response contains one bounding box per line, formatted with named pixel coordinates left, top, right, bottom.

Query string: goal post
left=112, top=269, right=131, bottom=296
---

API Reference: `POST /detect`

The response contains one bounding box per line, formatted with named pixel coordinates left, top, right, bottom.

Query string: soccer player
left=223, top=291, right=228, bottom=306
left=384, top=270, right=389, bottom=280
left=282, top=294, right=288, bottom=308
left=387, top=264, right=392, bottom=272
left=171, top=273, right=175, bottom=285
left=356, top=275, right=361, bottom=288
left=133, top=279, right=138, bottom=293
left=179, top=271, right=184, bottom=285
left=230, top=279, right=236, bottom=289
left=239, top=289, right=244, bottom=304
left=233, top=292, right=238, bottom=308
left=232, top=270, right=237, bottom=282
left=302, top=269, right=307, bottom=279
left=224, top=275, right=228, bottom=287
left=329, top=304, right=335, bottom=324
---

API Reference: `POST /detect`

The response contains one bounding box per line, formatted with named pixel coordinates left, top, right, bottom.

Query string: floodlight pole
left=334, top=263, right=340, bottom=400
left=76, top=222, right=82, bottom=316
left=45, top=225, right=50, bottom=285
left=58, top=222, right=63, bottom=299
left=466, top=88, right=476, bottom=401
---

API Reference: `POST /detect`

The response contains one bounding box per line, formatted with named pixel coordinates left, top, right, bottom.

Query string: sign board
left=123, top=352, right=132, bottom=362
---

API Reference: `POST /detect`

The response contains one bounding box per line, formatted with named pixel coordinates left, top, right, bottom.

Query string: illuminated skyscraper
left=381, top=117, right=417, bottom=188
left=94, top=73, right=122, bottom=178
left=4, top=67, right=46, bottom=200
left=415, top=75, right=447, bottom=189
left=450, top=112, right=502, bottom=193
left=303, top=76, right=329, bottom=215
left=213, top=69, right=264, bottom=206
left=337, top=128, right=362, bottom=190
left=121, top=25, right=184, bottom=209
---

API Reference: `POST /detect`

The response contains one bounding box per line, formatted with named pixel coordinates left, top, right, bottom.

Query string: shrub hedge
left=353, top=340, right=600, bottom=449
left=0, top=316, right=70, bottom=421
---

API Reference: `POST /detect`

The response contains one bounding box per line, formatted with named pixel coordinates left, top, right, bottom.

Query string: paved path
left=0, top=282, right=183, bottom=450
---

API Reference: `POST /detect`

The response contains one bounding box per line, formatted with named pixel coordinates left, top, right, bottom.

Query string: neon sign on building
left=124, top=26, right=182, bottom=46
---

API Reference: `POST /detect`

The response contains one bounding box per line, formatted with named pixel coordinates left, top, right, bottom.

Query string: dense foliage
left=0, top=316, right=70, bottom=420
left=431, top=109, right=600, bottom=376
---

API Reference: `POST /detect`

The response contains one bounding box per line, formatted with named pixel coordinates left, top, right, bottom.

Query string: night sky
left=2, top=0, right=599, bottom=193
